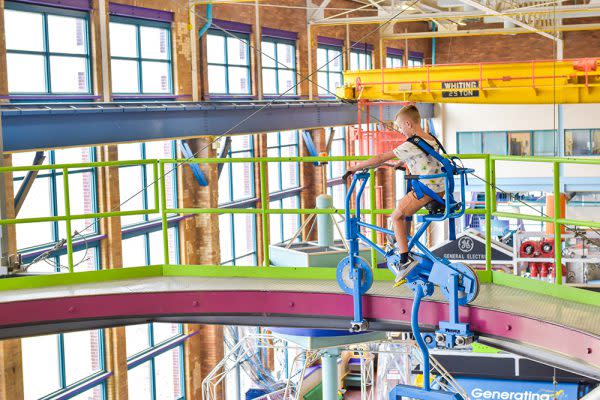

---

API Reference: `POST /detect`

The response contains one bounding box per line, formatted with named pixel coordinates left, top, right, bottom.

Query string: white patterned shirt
left=392, top=138, right=445, bottom=193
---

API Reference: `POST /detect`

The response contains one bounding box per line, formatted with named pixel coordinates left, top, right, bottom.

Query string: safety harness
left=404, top=135, right=462, bottom=213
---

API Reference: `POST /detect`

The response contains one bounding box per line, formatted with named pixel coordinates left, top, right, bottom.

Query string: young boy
left=343, top=105, right=445, bottom=274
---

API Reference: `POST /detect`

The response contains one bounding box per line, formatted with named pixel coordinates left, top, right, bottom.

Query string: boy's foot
left=387, top=252, right=419, bottom=283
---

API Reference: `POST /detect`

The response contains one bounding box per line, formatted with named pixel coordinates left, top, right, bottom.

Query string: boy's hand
left=342, top=170, right=355, bottom=182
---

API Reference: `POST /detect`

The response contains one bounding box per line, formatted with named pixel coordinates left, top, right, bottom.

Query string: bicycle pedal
left=394, top=278, right=407, bottom=287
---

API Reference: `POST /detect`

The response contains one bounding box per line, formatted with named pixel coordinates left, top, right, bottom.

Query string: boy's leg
left=390, top=191, right=439, bottom=254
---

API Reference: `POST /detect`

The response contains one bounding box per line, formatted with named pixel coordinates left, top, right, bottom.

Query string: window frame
left=119, top=141, right=180, bottom=266
left=23, top=330, right=107, bottom=400
left=109, top=16, right=174, bottom=95
left=4, top=1, right=93, bottom=95
left=457, top=130, right=557, bottom=156
left=206, top=29, right=252, bottom=95
left=408, top=56, right=424, bottom=67
left=14, top=148, right=101, bottom=271
left=219, top=135, right=258, bottom=265
left=126, top=323, right=186, bottom=400
left=565, top=129, right=600, bottom=156
left=316, top=44, right=343, bottom=98
left=350, top=49, right=372, bottom=71
left=267, top=131, right=301, bottom=243
left=386, top=54, right=403, bottom=68
left=261, top=36, right=298, bottom=96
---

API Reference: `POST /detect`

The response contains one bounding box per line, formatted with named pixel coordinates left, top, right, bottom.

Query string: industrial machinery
left=336, top=138, right=479, bottom=399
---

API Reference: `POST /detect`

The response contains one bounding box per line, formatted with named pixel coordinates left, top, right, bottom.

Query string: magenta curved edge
left=0, top=290, right=597, bottom=366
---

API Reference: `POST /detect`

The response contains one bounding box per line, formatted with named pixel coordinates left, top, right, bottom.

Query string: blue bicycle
left=336, top=138, right=479, bottom=398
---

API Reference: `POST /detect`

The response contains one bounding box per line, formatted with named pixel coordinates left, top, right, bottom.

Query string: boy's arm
left=343, top=151, right=396, bottom=180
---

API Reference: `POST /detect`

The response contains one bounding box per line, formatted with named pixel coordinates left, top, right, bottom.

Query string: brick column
left=97, top=145, right=128, bottom=400
left=177, top=137, right=224, bottom=400
left=0, top=153, right=24, bottom=399
left=299, top=129, right=327, bottom=241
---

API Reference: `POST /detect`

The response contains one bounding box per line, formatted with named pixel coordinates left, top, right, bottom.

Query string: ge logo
left=458, top=237, right=474, bottom=253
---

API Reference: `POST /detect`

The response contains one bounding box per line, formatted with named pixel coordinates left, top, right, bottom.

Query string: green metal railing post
left=553, top=162, right=563, bottom=285
left=159, top=161, right=170, bottom=265
left=370, top=169, right=377, bottom=268
left=484, top=156, right=492, bottom=271
left=62, top=168, right=74, bottom=273
left=153, top=161, right=160, bottom=213
left=260, top=162, right=270, bottom=267
left=490, top=158, right=497, bottom=213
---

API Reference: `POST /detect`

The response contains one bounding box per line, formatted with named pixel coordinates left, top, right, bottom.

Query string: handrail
left=0, top=154, right=598, bottom=289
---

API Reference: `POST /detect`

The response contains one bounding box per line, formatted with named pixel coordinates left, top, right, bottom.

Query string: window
left=267, top=131, right=301, bottom=243
left=565, top=129, right=600, bottom=156
left=218, top=135, right=258, bottom=265
left=533, top=130, right=555, bottom=156
left=327, top=127, right=348, bottom=213
left=4, top=2, right=91, bottom=94
left=317, top=45, right=343, bottom=97
left=508, top=131, right=531, bottom=156
left=350, top=50, right=372, bottom=71
left=206, top=30, right=251, bottom=95
left=118, top=141, right=179, bottom=267
left=262, top=37, right=297, bottom=95
left=126, top=323, right=185, bottom=400
left=22, top=330, right=105, bottom=400
left=408, top=55, right=423, bottom=67
left=13, top=148, right=100, bottom=272
left=385, top=54, right=403, bottom=68
left=458, top=130, right=556, bottom=156
left=110, top=17, right=172, bottom=95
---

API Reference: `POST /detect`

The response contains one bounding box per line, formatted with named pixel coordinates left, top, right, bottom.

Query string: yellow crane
left=336, top=58, right=600, bottom=104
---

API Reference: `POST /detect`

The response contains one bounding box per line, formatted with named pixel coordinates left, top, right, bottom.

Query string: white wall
left=434, top=103, right=600, bottom=184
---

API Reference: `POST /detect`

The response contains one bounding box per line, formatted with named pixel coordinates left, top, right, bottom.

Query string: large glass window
left=408, top=55, right=423, bottom=67
left=118, top=141, right=179, bottom=267
left=126, top=323, right=185, bottom=400
left=13, top=148, right=99, bottom=272
left=317, top=45, right=343, bottom=97
left=262, top=37, right=297, bottom=95
left=533, top=130, right=555, bottom=156
left=22, top=330, right=105, bottom=400
left=350, top=50, right=372, bottom=71
left=206, top=30, right=251, bottom=95
left=218, top=135, right=258, bottom=265
left=4, top=2, right=91, bottom=94
left=458, top=130, right=556, bottom=156
left=110, top=17, right=172, bottom=95
left=565, top=129, right=600, bottom=156
left=386, top=54, right=403, bottom=68
left=267, top=131, right=300, bottom=244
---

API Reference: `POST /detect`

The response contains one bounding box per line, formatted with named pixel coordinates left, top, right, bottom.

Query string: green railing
left=1, top=154, right=600, bottom=304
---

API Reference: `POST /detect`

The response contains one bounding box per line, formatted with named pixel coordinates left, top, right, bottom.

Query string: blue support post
left=14, top=151, right=45, bottom=216
left=301, top=130, right=319, bottom=166
left=179, top=140, right=208, bottom=186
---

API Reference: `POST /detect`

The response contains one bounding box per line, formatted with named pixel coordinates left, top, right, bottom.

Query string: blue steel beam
left=0, top=101, right=414, bottom=152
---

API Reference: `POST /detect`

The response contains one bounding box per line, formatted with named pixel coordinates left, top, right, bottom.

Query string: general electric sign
left=455, top=377, right=578, bottom=400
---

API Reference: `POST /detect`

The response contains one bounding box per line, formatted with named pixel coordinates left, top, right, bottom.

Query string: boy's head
left=394, top=105, right=421, bottom=138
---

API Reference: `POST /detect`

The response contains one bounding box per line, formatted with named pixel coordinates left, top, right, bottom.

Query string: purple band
left=386, top=47, right=404, bottom=57
left=262, top=27, right=298, bottom=41
left=212, top=19, right=252, bottom=34
left=351, top=41, right=374, bottom=52
left=409, top=51, right=424, bottom=59
left=109, top=3, right=174, bottom=23
left=318, top=36, right=343, bottom=47
left=1, top=94, right=101, bottom=100
left=10, top=0, right=91, bottom=11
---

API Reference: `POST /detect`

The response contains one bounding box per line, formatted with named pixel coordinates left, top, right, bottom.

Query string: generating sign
left=442, top=80, right=480, bottom=98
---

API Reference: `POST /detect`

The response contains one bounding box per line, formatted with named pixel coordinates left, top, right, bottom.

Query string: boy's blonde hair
left=394, top=105, right=421, bottom=124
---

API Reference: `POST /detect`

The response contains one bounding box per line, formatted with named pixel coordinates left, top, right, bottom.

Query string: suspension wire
left=25, top=0, right=422, bottom=267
